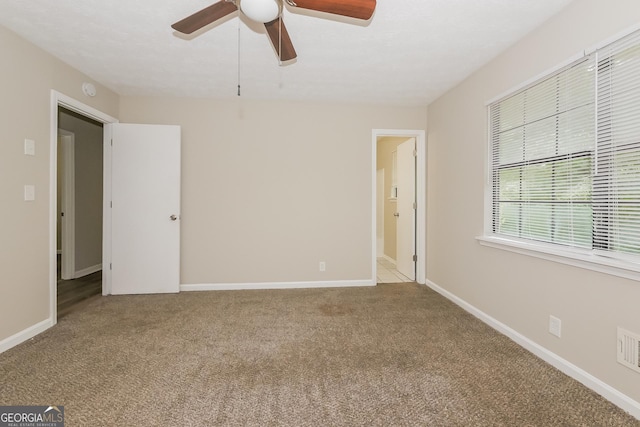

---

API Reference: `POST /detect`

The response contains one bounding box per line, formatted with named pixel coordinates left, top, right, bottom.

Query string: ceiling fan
left=171, top=0, right=377, bottom=62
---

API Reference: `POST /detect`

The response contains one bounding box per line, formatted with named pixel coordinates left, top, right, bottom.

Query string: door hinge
left=111, top=139, right=113, bottom=146
left=413, top=202, right=417, bottom=210
left=413, top=254, right=417, bottom=262
left=110, top=263, right=112, bottom=270
left=110, top=201, right=112, bottom=208
left=413, top=149, right=417, bottom=157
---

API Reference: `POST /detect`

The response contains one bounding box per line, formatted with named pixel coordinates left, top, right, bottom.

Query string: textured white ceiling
left=0, top=0, right=574, bottom=106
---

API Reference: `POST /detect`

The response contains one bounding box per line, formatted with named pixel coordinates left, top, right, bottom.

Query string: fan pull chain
left=237, top=20, right=241, bottom=96
left=278, top=14, right=282, bottom=66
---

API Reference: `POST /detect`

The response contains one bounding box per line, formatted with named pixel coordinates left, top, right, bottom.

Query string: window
left=593, top=37, right=640, bottom=258
left=487, top=28, right=640, bottom=268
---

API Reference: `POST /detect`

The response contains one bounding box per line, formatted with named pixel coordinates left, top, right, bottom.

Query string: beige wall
left=0, top=24, right=118, bottom=342
left=427, top=0, right=640, bottom=404
left=59, top=110, right=104, bottom=273
left=119, top=97, right=427, bottom=284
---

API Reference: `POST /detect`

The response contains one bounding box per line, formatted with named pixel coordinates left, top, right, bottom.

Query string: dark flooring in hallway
left=57, top=255, right=101, bottom=319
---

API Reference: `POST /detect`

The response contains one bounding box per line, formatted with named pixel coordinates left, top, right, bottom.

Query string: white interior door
left=58, top=131, right=75, bottom=280
left=109, top=123, right=181, bottom=294
left=396, top=138, right=416, bottom=280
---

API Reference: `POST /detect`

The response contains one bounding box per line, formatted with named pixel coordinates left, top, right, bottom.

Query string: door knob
left=170, top=214, right=179, bottom=221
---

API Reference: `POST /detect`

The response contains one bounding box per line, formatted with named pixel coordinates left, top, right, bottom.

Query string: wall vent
left=617, top=327, right=640, bottom=374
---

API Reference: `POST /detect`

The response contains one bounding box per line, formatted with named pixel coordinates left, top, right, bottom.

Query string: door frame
left=372, top=129, right=426, bottom=284
left=49, top=90, right=118, bottom=323
left=58, top=129, right=76, bottom=280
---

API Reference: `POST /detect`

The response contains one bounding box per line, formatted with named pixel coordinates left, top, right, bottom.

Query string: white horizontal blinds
left=594, top=30, right=640, bottom=257
left=490, top=57, right=595, bottom=247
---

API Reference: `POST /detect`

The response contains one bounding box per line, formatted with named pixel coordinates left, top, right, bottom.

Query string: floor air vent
left=617, top=327, right=640, bottom=374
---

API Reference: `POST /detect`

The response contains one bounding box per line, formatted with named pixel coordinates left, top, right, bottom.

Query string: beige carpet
left=0, top=283, right=637, bottom=426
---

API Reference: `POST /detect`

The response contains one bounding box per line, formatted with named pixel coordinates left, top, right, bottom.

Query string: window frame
left=480, top=26, right=640, bottom=282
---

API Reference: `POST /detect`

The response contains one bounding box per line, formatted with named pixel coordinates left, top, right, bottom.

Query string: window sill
left=476, top=235, right=640, bottom=282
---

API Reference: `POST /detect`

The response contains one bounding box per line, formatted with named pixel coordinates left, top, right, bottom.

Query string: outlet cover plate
left=549, top=315, right=561, bottom=338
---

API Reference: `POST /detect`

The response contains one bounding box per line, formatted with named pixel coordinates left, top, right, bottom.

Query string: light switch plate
left=24, top=139, right=35, bottom=156
left=24, top=185, right=35, bottom=201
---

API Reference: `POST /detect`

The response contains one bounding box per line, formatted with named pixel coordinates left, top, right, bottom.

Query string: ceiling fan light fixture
left=173, top=0, right=377, bottom=62
left=240, top=0, right=281, bottom=23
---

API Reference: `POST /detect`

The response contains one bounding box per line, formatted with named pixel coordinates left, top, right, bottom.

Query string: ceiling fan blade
left=171, top=1, right=238, bottom=34
left=289, top=0, right=376, bottom=20
left=264, top=17, right=297, bottom=62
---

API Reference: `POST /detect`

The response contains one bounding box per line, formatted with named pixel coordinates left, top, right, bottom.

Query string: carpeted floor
left=0, top=283, right=638, bottom=426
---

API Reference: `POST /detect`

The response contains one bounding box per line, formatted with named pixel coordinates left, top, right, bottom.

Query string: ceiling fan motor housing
left=240, top=0, right=281, bottom=23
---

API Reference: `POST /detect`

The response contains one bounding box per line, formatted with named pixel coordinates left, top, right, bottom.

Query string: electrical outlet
left=319, top=261, right=326, bottom=272
left=549, top=315, right=561, bottom=338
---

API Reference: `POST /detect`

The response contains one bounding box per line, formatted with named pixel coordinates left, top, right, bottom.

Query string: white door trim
left=372, top=129, right=426, bottom=284
left=58, top=130, right=75, bottom=280
left=49, top=91, right=118, bottom=323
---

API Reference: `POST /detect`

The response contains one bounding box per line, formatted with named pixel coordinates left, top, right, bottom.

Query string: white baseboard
left=181, top=279, right=375, bottom=292
left=74, top=263, right=102, bottom=278
left=0, top=318, right=53, bottom=354
left=424, top=279, right=640, bottom=421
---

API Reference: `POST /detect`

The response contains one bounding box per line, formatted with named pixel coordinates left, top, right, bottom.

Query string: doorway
left=49, top=91, right=119, bottom=324
left=372, top=129, right=426, bottom=285
left=56, top=107, right=104, bottom=318
left=376, top=136, right=415, bottom=282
